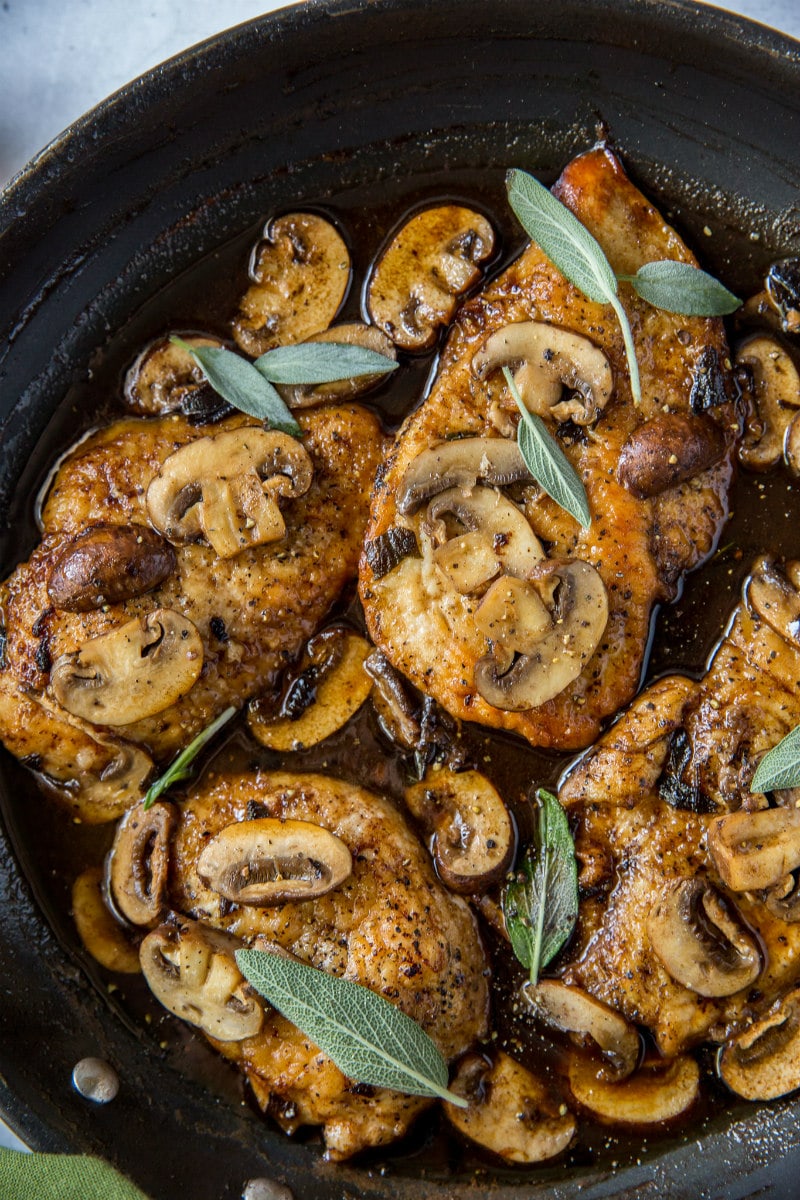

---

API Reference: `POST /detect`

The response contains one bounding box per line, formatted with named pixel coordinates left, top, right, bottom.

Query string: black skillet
left=2, top=1, right=800, bottom=1196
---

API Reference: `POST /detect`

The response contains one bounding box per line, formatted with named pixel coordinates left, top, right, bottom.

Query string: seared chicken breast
left=0, top=407, right=384, bottom=822
left=360, top=146, right=736, bottom=750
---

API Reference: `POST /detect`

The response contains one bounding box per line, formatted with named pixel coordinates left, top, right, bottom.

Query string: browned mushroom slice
left=763, top=872, right=800, bottom=922
left=443, top=1052, right=575, bottom=1164
left=472, top=321, right=613, bottom=426
left=646, top=878, right=761, bottom=997
left=474, top=559, right=609, bottom=712
left=766, top=260, right=800, bottom=335
left=47, top=524, right=176, bottom=612
left=568, top=1053, right=700, bottom=1125
left=473, top=575, right=552, bottom=653
left=367, top=206, right=495, bottom=351
left=396, top=437, right=533, bottom=516
left=197, top=817, right=352, bottom=905
left=247, top=630, right=372, bottom=751
left=276, top=323, right=397, bottom=409
left=719, top=986, right=800, bottom=1100
left=405, top=769, right=513, bottom=893
left=72, top=867, right=141, bottom=974
left=617, top=412, right=727, bottom=499
left=424, top=485, right=544, bottom=594
left=737, top=335, right=800, bottom=470
left=50, top=609, right=204, bottom=725
left=746, top=557, right=800, bottom=647
left=108, top=801, right=176, bottom=926
left=146, top=427, right=313, bottom=559
left=526, top=980, right=640, bottom=1080
left=707, top=807, right=800, bottom=892
left=233, top=213, right=350, bottom=356
left=123, top=333, right=225, bottom=416
left=363, top=649, right=423, bottom=749
left=140, top=919, right=263, bottom=1041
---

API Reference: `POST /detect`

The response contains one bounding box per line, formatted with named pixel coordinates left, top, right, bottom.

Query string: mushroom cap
left=443, top=1051, right=575, bottom=1164
left=50, top=608, right=204, bottom=726
left=473, top=559, right=609, bottom=712
left=196, top=817, right=353, bottom=905
left=47, top=523, right=176, bottom=612
left=404, top=769, right=514, bottom=894
left=617, top=412, right=727, bottom=500
left=395, top=437, right=533, bottom=516
left=737, top=335, right=800, bottom=471
left=568, top=1053, right=700, bottom=1125
left=233, top=213, right=350, bottom=357
left=707, top=807, right=800, bottom=893
left=367, top=205, right=495, bottom=351
left=108, top=801, right=176, bottom=926
left=646, top=877, right=762, bottom=998
left=472, top=320, right=613, bottom=425
left=146, top=427, right=314, bottom=560
left=719, top=986, right=800, bottom=1100
left=526, top=980, right=641, bottom=1080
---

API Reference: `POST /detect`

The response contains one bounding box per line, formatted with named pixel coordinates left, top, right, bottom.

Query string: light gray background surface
left=0, top=0, right=799, bottom=1157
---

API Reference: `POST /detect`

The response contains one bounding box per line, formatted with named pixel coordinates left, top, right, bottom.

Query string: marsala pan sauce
left=4, top=150, right=800, bottom=1181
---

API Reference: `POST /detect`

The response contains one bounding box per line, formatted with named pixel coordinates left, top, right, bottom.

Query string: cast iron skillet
left=2, top=1, right=800, bottom=1196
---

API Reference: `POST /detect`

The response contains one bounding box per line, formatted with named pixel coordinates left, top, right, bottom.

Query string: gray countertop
left=0, top=0, right=799, bottom=1159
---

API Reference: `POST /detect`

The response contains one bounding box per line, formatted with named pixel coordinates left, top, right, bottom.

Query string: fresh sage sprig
left=143, top=705, right=237, bottom=810
left=236, top=948, right=467, bottom=1107
left=506, top=169, right=741, bottom=407
left=502, top=788, right=579, bottom=986
left=504, top=367, right=591, bottom=528
left=751, top=725, right=800, bottom=793
left=171, top=337, right=301, bottom=437
left=254, top=342, right=398, bottom=385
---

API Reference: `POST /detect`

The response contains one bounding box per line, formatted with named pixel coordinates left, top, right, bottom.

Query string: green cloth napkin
left=0, top=1147, right=151, bottom=1199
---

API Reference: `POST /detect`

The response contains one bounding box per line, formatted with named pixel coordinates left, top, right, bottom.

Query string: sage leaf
left=170, top=337, right=301, bottom=436
left=236, top=949, right=467, bottom=1107
left=255, top=342, right=398, bottom=385
left=505, top=169, right=642, bottom=405
left=502, top=788, right=579, bottom=985
left=505, top=368, right=591, bottom=528
left=621, top=260, right=741, bottom=316
left=751, top=725, right=800, bottom=793
left=143, top=706, right=237, bottom=810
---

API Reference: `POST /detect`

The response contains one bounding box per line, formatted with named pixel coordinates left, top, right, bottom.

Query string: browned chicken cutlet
left=155, top=770, right=489, bottom=1160
left=360, top=146, right=737, bottom=750
left=559, top=557, right=800, bottom=1059
left=0, top=407, right=384, bottom=822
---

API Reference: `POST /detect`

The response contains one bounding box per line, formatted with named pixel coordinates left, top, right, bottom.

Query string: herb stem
left=143, top=705, right=237, bottom=810
left=608, top=293, right=642, bottom=406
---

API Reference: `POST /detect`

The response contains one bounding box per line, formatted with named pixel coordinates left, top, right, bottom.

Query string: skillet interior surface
left=2, top=1, right=800, bottom=1196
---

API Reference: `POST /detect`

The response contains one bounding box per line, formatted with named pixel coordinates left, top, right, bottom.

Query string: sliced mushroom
left=472, top=321, right=613, bottom=425
left=763, top=872, right=800, bottom=922
left=424, top=485, right=544, bottom=594
left=233, top=213, right=350, bottom=357
left=47, top=524, right=176, bottom=612
left=707, top=807, right=800, bottom=892
left=443, top=1052, right=575, bottom=1164
left=405, top=769, right=514, bottom=893
left=197, top=817, right=352, bottom=905
left=746, top=557, right=800, bottom=646
left=525, top=980, right=640, bottom=1080
left=108, top=801, right=176, bottom=926
left=474, top=560, right=609, bottom=711
left=247, top=630, right=372, bottom=751
left=72, top=867, right=141, bottom=973
left=766, top=259, right=800, bottom=335
left=396, top=437, right=533, bottom=517
left=123, top=333, right=226, bottom=417
left=276, top=323, right=396, bottom=409
left=140, top=919, right=263, bottom=1041
left=737, top=336, right=800, bottom=470
left=363, top=650, right=422, bottom=750
left=146, top=427, right=313, bottom=559
left=617, top=412, right=727, bottom=499
left=646, top=877, right=761, bottom=997
left=367, top=206, right=495, bottom=351
left=719, top=986, right=800, bottom=1099
left=51, top=609, right=204, bottom=725
left=473, top=575, right=553, bottom=654
left=568, top=1053, right=700, bottom=1125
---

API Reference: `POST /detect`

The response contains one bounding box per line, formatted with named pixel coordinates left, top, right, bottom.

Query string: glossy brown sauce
left=2, top=162, right=797, bottom=1182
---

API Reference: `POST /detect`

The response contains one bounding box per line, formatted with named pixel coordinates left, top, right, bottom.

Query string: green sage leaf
left=255, top=342, right=398, bottom=385
left=170, top=337, right=301, bottom=436
left=622, top=260, right=741, bottom=316
left=143, top=706, right=237, bottom=810
left=502, top=788, right=579, bottom=985
left=751, top=725, right=800, bottom=793
left=505, top=368, right=591, bottom=528
left=236, top=949, right=467, bottom=1106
